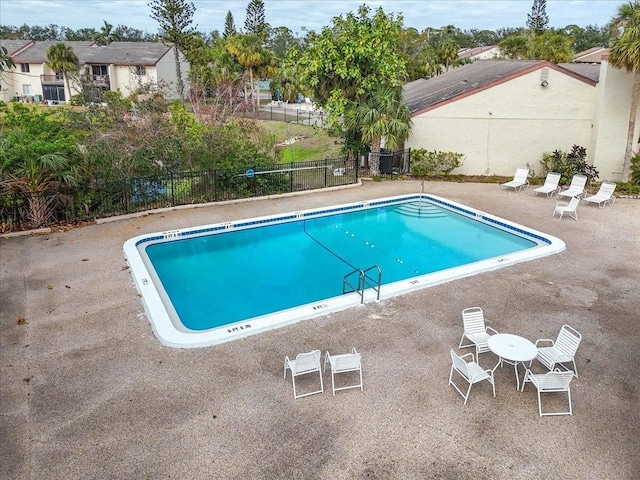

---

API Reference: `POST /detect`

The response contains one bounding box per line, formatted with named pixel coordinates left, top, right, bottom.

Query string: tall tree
left=223, top=11, right=236, bottom=38
left=344, top=85, right=411, bottom=175
left=609, top=0, right=640, bottom=181
left=294, top=5, right=407, bottom=126
left=46, top=42, right=79, bottom=102
left=149, top=0, right=196, bottom=101
left=95, top=20, right=119, bottom=45
left=527, top=0, right=549, bottom=34
left=244, top=0, right=269, bottom=42
left=227, top=33, right=272, bottom=107
left=436, top=38, right=460, bottom=72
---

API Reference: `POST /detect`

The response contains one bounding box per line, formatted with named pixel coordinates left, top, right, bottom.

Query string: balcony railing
left=40, top=74, right=64, bottom=86
left=82, top=74, right=110, bottom=87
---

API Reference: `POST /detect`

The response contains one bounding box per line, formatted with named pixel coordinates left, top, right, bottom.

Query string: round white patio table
left=487, top=333, right=537, bottom=391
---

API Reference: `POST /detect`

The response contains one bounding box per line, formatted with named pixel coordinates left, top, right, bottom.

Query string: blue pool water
left=145, top=201, right=536, bottom=331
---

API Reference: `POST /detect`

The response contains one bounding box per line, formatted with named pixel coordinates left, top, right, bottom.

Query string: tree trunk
left=63, top=74, right=71, bottom=104
left=27, top=193, right=56, bottom=228
left=369, top=138, right=382, bottom=175
left=622, top=70, right=640, bottom=182
left=173, top=45, right=184, bottom=102
left=248, top=67, right=255, bottom=110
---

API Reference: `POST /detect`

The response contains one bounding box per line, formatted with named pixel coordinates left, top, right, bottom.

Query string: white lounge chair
left=553, top=196, right=580, bottom=221
left=521, top=368, right=574, bottom=416
left=583, top=182, right=616, bottom=208
left=449, top=349, right=495, bottom=405
left=459, top=307, right=498, bottom=358
left=501, top=168, right=529, bottom=191
left=531, top=325, right=581, bottom=378
left=557, top=174, right=587, bottom=199
left=533, top=172, right=561, bottom=198
left=324, top=348, right=363, bottom=395
left=284, top=350, right=324, bottom=399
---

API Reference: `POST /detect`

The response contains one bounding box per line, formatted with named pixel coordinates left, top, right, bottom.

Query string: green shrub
left=540, top=144, right=598, bottom=185
left=410, top=149, right=464, bottom=177
left=630, top=153, right=640, bottom=186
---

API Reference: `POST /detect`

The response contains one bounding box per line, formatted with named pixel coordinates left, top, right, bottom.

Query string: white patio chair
left=501, top=168, right=529, bottom=191
left=324, top=348, right=363, bottom=395
left=449, top=349, right=495, bottom=405
left=530, top=324, right=581, bottom=378
left=459, top=307, right=499, bottom=357
left=553, top=196, right=580, bottom=221
left=521, top=368, right=574, bottom=416
left=557, top=174, right=587, bottom=199
left=284, top=350, right=323, bottom=399
left=533, top=172, right=561, bottom=198
left=583, top=182, right=616, bottom=208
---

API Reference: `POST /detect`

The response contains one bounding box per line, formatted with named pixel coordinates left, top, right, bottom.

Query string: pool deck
left=1, top=180, right=639, bottom=479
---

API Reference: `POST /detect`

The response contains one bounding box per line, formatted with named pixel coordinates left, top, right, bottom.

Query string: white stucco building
left=404, top=58, right=636, bottom=182
left=0, top=40, right=190, bottom=103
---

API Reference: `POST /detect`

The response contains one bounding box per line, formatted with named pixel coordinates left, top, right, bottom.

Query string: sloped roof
left=78, top=42, right=172, bottom=66
left=0, top=39, right=33, bottom=56
left=573, top=47, right=608, bottom=63
left=559, top=63, right=600, bottom=83
left=458, top=45, right=500, bottom=60
left=10, top=41, right=172, bottom=66
left=403, top=59, right=598, bottom=115
left=11, top=41, right=94, bottom=63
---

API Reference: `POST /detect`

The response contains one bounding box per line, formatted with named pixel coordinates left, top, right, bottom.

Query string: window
left=136, top=65, right=146, bottom=76
left=20, top=63, right=30, bottom=73
left=91, top=65, right=108, bottom=77
left=22, top=85, right=32, bottom=95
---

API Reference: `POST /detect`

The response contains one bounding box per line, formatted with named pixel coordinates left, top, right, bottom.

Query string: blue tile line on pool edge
left=134, top=194, right=551, bottom=247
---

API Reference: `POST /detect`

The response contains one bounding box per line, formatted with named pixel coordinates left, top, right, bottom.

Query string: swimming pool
left=124, top=194, right=564, bottom=347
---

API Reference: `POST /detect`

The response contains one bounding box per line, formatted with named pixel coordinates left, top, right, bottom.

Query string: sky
left=0, top=0, right=621, bottom=35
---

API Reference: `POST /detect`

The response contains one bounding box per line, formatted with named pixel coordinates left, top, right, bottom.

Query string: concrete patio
left=1, top=180, right=639, bottom=479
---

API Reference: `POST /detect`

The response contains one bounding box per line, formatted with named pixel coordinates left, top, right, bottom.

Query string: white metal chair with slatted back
left=557, top=174, right=587, bottom=199
left=284, top=350, right=323, bottom=399
left=533, top=172, right=561, bottom=198
left=501, top=168, right=529, bottom=191
left=583, top=181, right=617, bottom=208
left=459, top=307, right=499, bottom=358
left=521, top=368, right=574, bottom=416
left=324, top=348, right=363, bottom=396
left=531, top=324, right=582, bottom=378
left=449, top=349, right=495, bottom=405
left=553, top=196, right=580, bottom=221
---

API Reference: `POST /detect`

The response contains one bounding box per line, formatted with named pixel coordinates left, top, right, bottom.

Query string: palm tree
left=227, top=34, right=270, bottom=107
left=0, top=127, right=77, bottom=227
left=96, top=20, right=119, bottom=45
left=436, top=39, right=460, bottom=72
left=344, top=86, right=412, bottom=175
left=609, top=0, right=640, bottom=181
left=46, top=42, right=79, bottom=103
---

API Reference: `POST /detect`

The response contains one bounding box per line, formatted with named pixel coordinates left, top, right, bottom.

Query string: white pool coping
left=123, top=194, right=565, bottom=348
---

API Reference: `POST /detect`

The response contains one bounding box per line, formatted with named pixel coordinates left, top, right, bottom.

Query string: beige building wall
left=1, top=63, right=45, bottom=100
left=110, top=65, right=158, bottom=97
left=590, top=61, right=638, bottom=181
left=406, top=68, right=597, bottom=177
left=155, top=47, right=190, bottom=100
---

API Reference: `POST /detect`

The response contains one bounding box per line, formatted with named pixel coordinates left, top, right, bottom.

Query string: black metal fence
left=240, top=105, right=327, bottom=127
left=0, top=158, right=358, bottom=231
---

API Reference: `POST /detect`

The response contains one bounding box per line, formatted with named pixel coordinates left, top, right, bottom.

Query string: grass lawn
left=256, top=120, right=344, bottom=162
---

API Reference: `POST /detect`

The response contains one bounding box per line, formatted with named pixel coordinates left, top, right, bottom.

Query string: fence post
left=169, top=171, right=176, bottom=206
left=290, top=161, right=294, bottom=192
left=213, top=169, right=218, bottom=201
